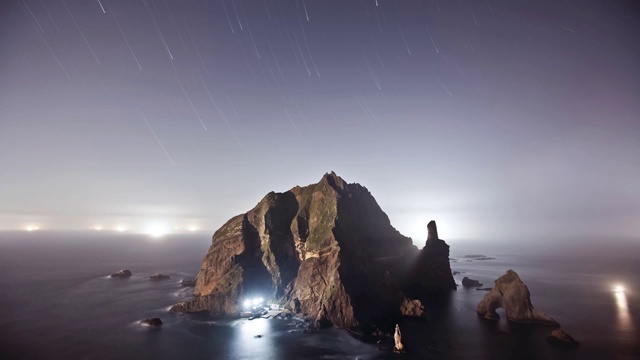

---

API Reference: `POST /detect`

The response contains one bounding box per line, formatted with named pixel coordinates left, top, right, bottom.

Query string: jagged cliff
left=171, top=172, right=455, bottom=333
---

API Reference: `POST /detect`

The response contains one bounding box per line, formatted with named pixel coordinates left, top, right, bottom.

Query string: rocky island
left=171, top=172, right=455, bottom=335
left=477, top=269, right=559, bottom=326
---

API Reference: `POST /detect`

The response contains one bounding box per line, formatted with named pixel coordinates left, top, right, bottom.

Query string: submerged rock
left=477, top=270, right=559, bottom=326
left=170, top=172, right=456, bottom=335
left=110, top=269, right=132, bottom=278
left=462, top=277, right=483, bottom=287
left=139, top=318, right=163, bottom=327
left=149, top=273, right=170, bottom=280
left=547, top=329, right=580, bottom=349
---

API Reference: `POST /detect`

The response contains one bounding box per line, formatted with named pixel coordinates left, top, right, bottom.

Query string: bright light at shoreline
left=146, top=223, right=169, bottom=238
left=25, top=226, right=40, bottom=232
left=116, top=225, right=126, bottom=232
left=188, top=226, right=198, bottom=232
left=93, top=225, right=103, bottom=231
left=614, top=285, right=625, bottom=293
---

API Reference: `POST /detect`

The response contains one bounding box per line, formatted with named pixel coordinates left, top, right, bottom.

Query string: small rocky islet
left=109, top=269, right=132, bottom=278
left=139, top=318, right=163, bottom=327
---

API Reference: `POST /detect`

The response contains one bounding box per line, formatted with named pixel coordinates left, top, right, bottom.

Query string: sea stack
left=405, top=221, right=457, bottom=296
left=171, top=172, right=456, bottom=335
left=394, top=324, right=404, bottom=352
left=477, top=270, right=559, bottom=326
left=427, top=220, right=438, bottom=241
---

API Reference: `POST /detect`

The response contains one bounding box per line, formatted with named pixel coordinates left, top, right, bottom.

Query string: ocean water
left=0, top=232, right=638, bottom=359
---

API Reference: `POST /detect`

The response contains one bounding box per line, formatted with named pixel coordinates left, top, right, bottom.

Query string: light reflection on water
left=233, top=318, right=275, bottom=359
left=614, top=290, right=635, bottom=335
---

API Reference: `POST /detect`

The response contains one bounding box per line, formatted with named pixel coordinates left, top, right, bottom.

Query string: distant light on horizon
left=116, top=225, right=126, bottom=232
left=188, top=226, right=198, bottom=232
left=146, top=223, right=169, bottom=238
left=93, top=225, right=103, bottom=231
left=25, top=225, right=40, bottom=232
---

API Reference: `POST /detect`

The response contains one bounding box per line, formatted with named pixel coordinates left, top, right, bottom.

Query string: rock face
left=477, top=270, right=559, bottom=326
left=462, top=277, right=483, bottom=287
left=547, top=329, right=580, bottom=349
left=171, top=172, right=455, bottom=334
left=110, top=269, right=132, bottom=278
left=400, top=298, right=425, bottom=318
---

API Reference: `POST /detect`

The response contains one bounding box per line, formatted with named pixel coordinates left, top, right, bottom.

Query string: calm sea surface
left=0, top=232, right=638, bottom=359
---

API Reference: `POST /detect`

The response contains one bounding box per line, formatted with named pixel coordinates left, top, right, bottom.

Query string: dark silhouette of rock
left=149, top=273, right=170, bottom=280
left=110, top=269, right=132, bottom=278
left=452, top=271, right=460, bottom=275
left=547, top=329, right=580, bottom=349
left=427, top=220, right=438, bottom=241
left=139, top=318, right=163, bottom=326
left=180, top=279, right=196, bottom=287
left=462, top=277, right=483, bottom=287
left=400, top=297, right=425, bottom=318
left=477, top=270, right=559, bottom=326
left=476, top=288, right=492, bottom=291
left=170, top=172, right=455, bottom=335
left=406, top=221, right=457, bottom=295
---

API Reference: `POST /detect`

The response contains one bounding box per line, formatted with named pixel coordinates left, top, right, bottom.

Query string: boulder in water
left=477, top=270, right=559, bottom=326
left=139, top=318, right=163, bottom=327
left=462, top=277, right=483, bottom=287
left=110, top=269, right=132, bottom=278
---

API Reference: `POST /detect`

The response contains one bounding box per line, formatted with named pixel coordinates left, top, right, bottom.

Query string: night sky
left=0, top=0, right=638, bottom=243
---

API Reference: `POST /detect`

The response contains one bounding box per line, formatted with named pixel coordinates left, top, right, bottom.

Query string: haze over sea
left=0, top=231, right=637, bottom=359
